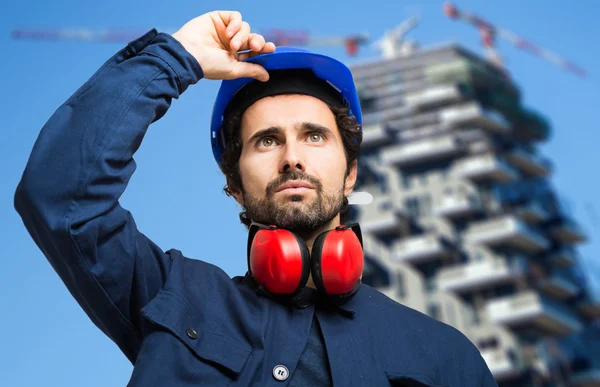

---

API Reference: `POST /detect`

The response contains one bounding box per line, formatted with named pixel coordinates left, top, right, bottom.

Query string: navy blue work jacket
left=15, top=29, right=498, bottom=387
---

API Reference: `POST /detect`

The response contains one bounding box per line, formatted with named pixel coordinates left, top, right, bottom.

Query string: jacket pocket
left=386, top=372, right=448, bottom=387
left=140, top=288, right=252, bottom=377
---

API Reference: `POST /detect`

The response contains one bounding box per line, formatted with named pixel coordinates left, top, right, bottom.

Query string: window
left=446, top=302, right=456, bottom=326
left=387, top=73, right=403, bottom=85
left=441, top=168, right=449, bottom=180
left=425, top=278, right=436, bottom=292
left=468, top=195, right=478, bottom=207
left=379, top=201, right=393, bottom=212
left=405, top=197, right=420, bottom=218
left=396, top=272, right=406, bottom=298
left=402, top=174, right=412, bottom=190
left=357, top=88, right=378, bottom=114
left=428, top=304, right=441, bottom=320
left=478, top=337, right=499, bottom=350
left=378, top=174, right=389, bottom=194
left=421, top=195, right=432, bottom=216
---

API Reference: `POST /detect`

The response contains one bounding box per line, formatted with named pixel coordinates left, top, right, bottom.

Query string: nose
left=278, top=142, right=306, bottom=174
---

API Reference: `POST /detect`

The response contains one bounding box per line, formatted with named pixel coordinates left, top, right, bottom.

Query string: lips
left=276, top=180, right=314, bottom=192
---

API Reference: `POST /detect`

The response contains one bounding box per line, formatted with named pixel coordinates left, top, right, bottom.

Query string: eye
left=308, top=132, right=324, bottom=143
left=260, top=137, right=276, bottom=147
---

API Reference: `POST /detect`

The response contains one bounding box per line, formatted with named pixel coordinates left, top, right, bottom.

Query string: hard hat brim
left=210, top=47, right=362, bottom=166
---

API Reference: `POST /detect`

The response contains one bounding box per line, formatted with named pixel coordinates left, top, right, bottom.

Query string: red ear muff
left=248, top=223, right=311, bottom=295
left=311, top=224, right=364, bottom=296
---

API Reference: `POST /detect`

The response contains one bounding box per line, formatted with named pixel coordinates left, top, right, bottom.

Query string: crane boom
left=10, top=27, right=369, bottom=56
left=11, top=28, right=152, bottom=42
left=443, top=2, right=587, bottom=78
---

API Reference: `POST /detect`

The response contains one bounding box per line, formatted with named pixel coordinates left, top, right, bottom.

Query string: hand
left=172, top=11, right=276, bottom=82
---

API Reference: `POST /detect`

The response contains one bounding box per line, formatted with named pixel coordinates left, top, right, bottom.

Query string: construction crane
left=443, top=2, right=587, bottom=78
left=371, top=16, right=420, bottom=58
left=10, top=27, right=369, bottom=56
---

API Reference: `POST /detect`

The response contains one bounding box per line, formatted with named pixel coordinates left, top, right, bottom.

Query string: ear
left=344, top=160, right=358, bottom=198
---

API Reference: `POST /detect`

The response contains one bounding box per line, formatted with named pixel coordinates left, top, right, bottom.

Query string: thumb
left=231, top=62, right=270, bottom=82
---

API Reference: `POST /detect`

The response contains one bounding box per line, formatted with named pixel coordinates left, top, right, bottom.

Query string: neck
left=297, top=217, right=340, bottom=251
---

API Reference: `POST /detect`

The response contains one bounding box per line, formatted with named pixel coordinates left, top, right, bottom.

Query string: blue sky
left=2, top=0, right=599, bottom=385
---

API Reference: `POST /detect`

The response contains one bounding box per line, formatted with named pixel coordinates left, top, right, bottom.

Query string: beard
left=242, top=170, right=346, bottom=234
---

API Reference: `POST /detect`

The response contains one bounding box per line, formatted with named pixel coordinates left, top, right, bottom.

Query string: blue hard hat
left=209, top=46, right=362, bottom=166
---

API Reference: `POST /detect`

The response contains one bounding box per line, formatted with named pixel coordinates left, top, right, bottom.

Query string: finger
left=249, top=42, right=276, bottom=56
left=238, top=42, right=276, bottom=60
left=262, top=42, right=276, bottom=53
left=231, top=21, right=251, bottom=52
left=248, top=33, right=265, bottom=52
left=222, top=11, right=242, bottom=38
left=237, top=34, right=269, bottom=55
left=231, top=62, right=270, bottom=82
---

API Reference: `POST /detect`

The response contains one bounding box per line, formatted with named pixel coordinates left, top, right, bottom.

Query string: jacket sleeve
left=14, top=29, right=204, bottom=363
left=473, top=346, right=499, bottom=387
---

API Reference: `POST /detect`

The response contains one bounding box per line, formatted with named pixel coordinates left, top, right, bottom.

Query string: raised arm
left=14, top=11, right=275, bottom=363
left=14, top=29, right=203, bottom=362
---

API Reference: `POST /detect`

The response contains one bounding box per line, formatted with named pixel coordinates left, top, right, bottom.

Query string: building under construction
left=348, top=11, right=600, bottom=387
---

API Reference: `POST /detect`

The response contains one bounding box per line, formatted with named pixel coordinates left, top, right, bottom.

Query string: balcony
left=362, top=103, right=416, bottom=126
left=437, top=258, right=524, bottom=294
left=392, top=234, right=455, bottom=264
left=358, top=200, right=406, bottom=237
left=433, top=193, right=482, bottom=219
left=361, top=123, right=391, bottom=149
left=424, top=57, right=520, bottom=99
left=385, top=110, right=440, bottom=132
left=463, top=216, right=549, bottom=253
left=549, top=247, right=577, bottom=268
left=577, top=293, right=600, bottom=320
left=537, top=272, right=580, bottom=300
left=452, top=154, right=519, bottom=183
left=515, top=201, right=551, bottom=224
left=549, top=217, right=587, bottom=244
left=380, top=134, right=464, bottom=167
left=480, top=348, right=524, bottom=381
left=485, top=291, right=583, bottom=336
left=440, top=102, right=510, bottom=133
left=571, top=367, right=600, bottom=387
left=513, top=108, right=551, bottom=142
left=505, top=147, right=552, bottom=177
left=403, top=83, right=470, bottom=111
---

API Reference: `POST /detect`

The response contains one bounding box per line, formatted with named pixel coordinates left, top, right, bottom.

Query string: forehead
left=240, top=94, right=337, bottom=136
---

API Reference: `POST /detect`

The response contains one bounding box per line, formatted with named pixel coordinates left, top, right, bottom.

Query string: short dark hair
left=219, top=101, right=362, bottom=229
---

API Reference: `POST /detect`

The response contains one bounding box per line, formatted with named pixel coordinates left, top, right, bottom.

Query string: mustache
left=266, top=171, right=323, bottom=196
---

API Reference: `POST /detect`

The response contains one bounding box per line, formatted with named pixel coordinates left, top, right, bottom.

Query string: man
left=15, top=10, right=497, bottom=387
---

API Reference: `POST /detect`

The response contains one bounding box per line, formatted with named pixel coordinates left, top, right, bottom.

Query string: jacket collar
left=243, top=273, right=357, bottom=318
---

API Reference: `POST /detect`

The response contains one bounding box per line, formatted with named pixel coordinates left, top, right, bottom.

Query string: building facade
left=347, top=38, right=600, bottom=386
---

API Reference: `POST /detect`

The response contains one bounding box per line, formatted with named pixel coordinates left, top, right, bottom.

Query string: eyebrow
left=246, top=122, right=334, bottom=146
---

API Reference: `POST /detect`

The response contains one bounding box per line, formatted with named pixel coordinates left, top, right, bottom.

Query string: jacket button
left=186, top=328, right=198, bottom=340
left=272, top=365, right=289, bottom=381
